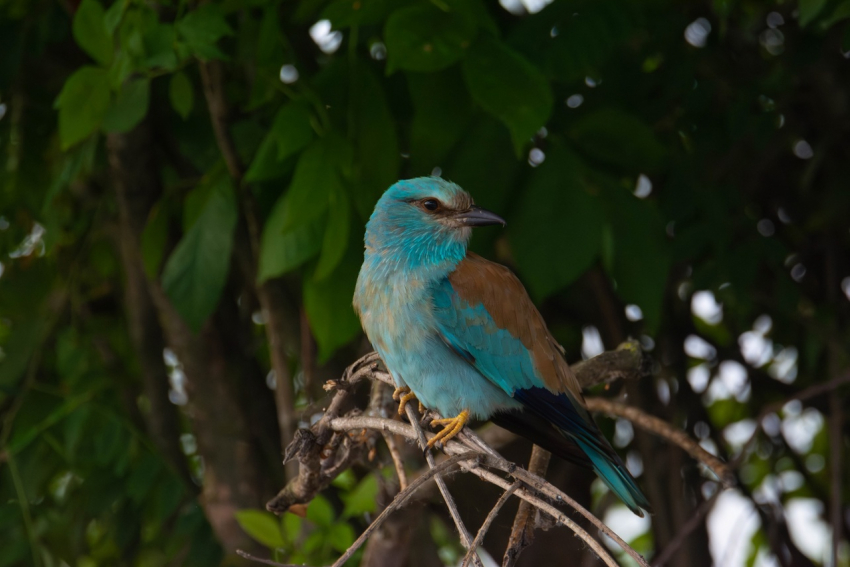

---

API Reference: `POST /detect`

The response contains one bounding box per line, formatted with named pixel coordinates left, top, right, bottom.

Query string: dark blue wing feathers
left=514, top=387, right=651, bottom=516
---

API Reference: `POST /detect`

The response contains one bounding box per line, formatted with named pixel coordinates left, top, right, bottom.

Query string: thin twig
left=331, top=453, right=480, bottom=567
left=272, top=348, right=657, bottom=566
left=382, top=431, right=408, bottom=491
left=464, top=465, right=621, bottom=567
left=198, top=61, right=243, bottom=179
left=461, top=481, right=522, bottom=567
left=329, top=415, right=643, bottom=567
left=469, top=455, right=647, bottom=567
left=402, top=403, right=485, bottom=567
left=236, top=550, right=290, bottom=567
left=241, top=453, right=479, bottom=567
left=651, top=491, right=720, bottom=566
left=199, top=58, right=303, bottom=479
left=828, top=380, right=843, bottom=567
left=586, top=397, right=735, bottom=486
left=503, top=445, right=551, bottom=567
left=731, top=371, right=850, bottom=469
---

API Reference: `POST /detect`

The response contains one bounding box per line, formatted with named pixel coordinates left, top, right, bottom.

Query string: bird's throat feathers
left=361, top=182, right=472, bottom=281
left=363, top=221, right=469, bottom=281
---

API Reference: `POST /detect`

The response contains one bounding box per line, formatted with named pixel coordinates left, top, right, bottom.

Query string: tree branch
left=382, top=431, right=408, bottom=491
left=462, top=481, right=522, bottom=567
left=503, top=445, right=551, bottom=567
left=327, top=415, right=642, bottom=567
left=731, top=371, right=850, bottom=469
left=243, top=453, right=481, bottom=567
left=402, top=399, right=485, bottom=567
left=651, top=491, right=720, bottom=566
left=572, top=340, right=651, bottom=388
left=198, top=59, right=300, bottom=478
left=585, top=397, right=735, bottom=487
left=266, top=345, right=666, bottom=566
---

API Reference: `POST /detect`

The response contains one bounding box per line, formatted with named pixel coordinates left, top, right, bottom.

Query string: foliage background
left=0, top=0, right=849, bottom=565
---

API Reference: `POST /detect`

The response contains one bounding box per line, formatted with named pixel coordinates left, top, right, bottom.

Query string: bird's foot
left=392, top=386, right=421, bottom=416
left=427, top=409, right=470, bottom=449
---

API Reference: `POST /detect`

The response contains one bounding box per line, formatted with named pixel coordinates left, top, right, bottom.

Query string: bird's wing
left=432, top=252, right=650, bottom=515
left=432, top=252, right=582, bottom=399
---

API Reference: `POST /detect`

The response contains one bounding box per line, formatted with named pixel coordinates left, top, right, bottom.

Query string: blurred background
left=1, top=0, right=849, bottom=565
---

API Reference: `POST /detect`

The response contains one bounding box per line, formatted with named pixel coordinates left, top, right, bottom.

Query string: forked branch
left=247, top=342, right=728, bottom=567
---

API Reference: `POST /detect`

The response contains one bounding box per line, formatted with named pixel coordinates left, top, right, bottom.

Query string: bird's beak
left=452, top=205, right=506, bottom=227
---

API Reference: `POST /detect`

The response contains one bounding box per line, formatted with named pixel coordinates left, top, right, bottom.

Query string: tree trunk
left=108, top=122, right=277, bottom=554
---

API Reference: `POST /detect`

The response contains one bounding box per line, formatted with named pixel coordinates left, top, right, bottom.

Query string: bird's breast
left=354, top=267, right=435, bottom=353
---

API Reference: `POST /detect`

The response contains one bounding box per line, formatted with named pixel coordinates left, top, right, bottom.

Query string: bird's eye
left=422, top=199, right=440, bottom=212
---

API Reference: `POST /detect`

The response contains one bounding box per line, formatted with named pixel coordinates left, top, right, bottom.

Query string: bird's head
left=363, top=177, right=504, bottom=271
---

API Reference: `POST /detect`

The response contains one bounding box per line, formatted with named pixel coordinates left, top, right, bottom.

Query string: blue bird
left=353, top=177, right=650, bottom=516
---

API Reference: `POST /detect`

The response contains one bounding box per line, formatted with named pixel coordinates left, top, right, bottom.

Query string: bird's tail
left=573, top=437, right=651, bottom=517
left=500, top=387, right=651, bottom=516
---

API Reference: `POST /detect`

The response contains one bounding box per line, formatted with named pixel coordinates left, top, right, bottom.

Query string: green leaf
left=126, top=453, right=161, bottom=504
left=152, top=475, right=184, bottom=523
left=328, top=522, right=356, bottom=553
left=54, top=66, right=111, bottom=150
left=235, top=510, right=286, bottom=549
left=820, top=1, right=850, bottom=28
left=73, top=0, right=113, bottom=65
left=0, top=540, right=28, bottom=567
left=351, top=61, right=400, bottom=219
left=331, top=469, right=357, bottom=490
left=602, top=181, right=670, bottom=333
left=42, top=138, right=98, bottom=213
left=141, top=201, right=169, bottom=279
left=513, top=1, right=634, bottom=83
left=182, top=179, right=215, bottom=232
left=244, top=136, right=297, bottom=183
left=305, top=495, right=334, bottom=528
left=280, top=134, right=351, bottom=232
left=444, top=117, right=519, bottom=217
left=176, top=4, right=234, bottom=60
left=510, top=145, right=604, bottom=300
left=322, top=0, right=398, bottom=28
left=143, top=23, right=179, bottom=69
left=800, top=0, right=828, bottom=26
left=342, top=474, right=379, bottom=518
left=103, top=0, right=125, bottom=34
left=462, top=34, right=552, bottom=154
left=570, top=108, right=666, bottom=173
left=384, top=3, right=477, bottom=73
left=313, top=187, right=350, bottom=280
left=56, top=328, right=88, bottom=381
left=258, top=202, right=325, bottom=282
left=102, top=78, right=150, bottom=133
left=282, top=513, right=303, bottom=543
left=303, top=246, right=362, bottom=361
left=0, top=319, right=44, bottom=390
left=169, top=72, right=194, bottom=120
left=408, top=67, right=473, bottom=174
left=255, top=7, right=286, bottom=70
left=108, top=51, right=134, bottom=90
left=161, top=176, right=238, bottom=332
left=93, top=412, right=124, bottom=465
left=272, top=103, right=316, bottom=160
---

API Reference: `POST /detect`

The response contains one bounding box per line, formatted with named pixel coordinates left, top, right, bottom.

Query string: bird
left=353, top=177, right=651, bottom=516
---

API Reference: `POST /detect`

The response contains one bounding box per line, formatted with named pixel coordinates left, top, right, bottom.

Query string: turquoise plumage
left=353, top=177, right=650, bottom=516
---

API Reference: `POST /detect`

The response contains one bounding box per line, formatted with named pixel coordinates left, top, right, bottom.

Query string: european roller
left=353, top=177, right=650, bottom=516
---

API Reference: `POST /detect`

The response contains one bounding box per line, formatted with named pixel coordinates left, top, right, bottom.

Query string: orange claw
left=392, top=386, right=420, bottom=416
left=427, top=409, right=470, bottom=449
